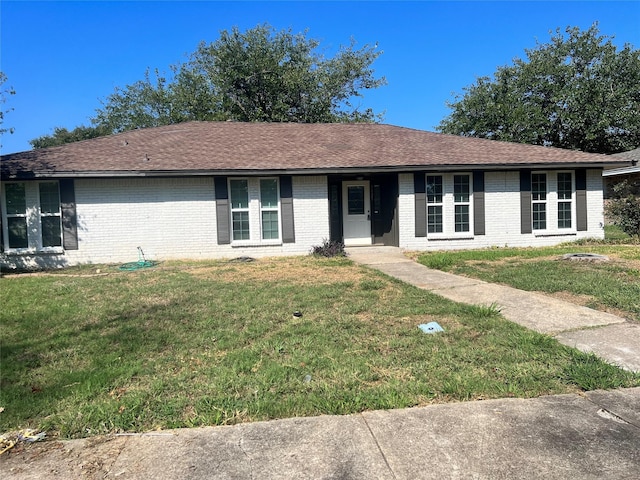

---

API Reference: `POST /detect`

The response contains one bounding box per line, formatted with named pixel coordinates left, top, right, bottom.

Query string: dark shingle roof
left=1, top=122, right=628, bottom=178
left=611, top=147, right=640, bottom=163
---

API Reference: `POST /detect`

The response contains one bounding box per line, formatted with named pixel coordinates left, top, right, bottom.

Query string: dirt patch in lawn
left=188, top=257, right=367, bottom=285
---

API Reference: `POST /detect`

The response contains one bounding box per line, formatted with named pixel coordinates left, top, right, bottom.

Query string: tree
left=0, top=72, right=16, bottom=139
left=29, top=124, right=112, bottom=149
left=93, top=24, right=385, bottom=133
left=438, top=24, right=640, bottom=154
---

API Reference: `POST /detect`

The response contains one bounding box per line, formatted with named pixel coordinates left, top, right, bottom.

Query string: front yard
left=1, top=255, right=638, bottom=439
left=416, top=243, right=640, bottom=322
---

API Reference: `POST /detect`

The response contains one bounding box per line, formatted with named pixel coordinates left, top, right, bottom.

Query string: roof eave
left=1, top=161, right=628, bottom=180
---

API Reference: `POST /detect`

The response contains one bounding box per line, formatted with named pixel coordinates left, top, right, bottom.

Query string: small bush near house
left=606, top=180, right=640, bottom=238
left=310, top=239, right=346, bottom=257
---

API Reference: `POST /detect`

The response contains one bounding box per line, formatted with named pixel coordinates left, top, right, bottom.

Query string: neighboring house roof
left=602, top=165, right=640, bottom=177
left=603, top=148, right=640, bottom=177
left=1, top=122, right=631, bottom=179
left=611, top=147, right=640, bottom=163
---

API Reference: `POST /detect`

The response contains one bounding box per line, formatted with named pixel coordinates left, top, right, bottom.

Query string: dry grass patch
left=188, top=256, right=367, bottom=285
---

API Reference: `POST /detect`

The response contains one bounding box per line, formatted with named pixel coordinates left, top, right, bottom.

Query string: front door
left=342, top=181, right=372, bottom=246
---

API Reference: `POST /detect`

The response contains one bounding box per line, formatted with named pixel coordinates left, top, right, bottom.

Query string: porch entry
left=330, top=174, right=399, bottom=247
left=342, top=181, right=372, bottom=246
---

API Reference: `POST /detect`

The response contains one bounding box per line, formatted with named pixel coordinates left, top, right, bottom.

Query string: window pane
left=260, top=179, right=278, bottom=208
left=427, top=205, right=443, bottom=233
left=41, top=216, right=62, bottom=247
left=5, top=183, right=26, bottom=215
left=533, top=203, right=546, bottom=230
left=455, top=205, right=470, bottom=232
left=426, top=176, right=442, bottom=203
left=557, top=173, right=572, bottom=200
left=347, top=186, right=365, bottom=215
left=8, top=217, right=28, bottom=248
left=230, top=180, right=249, bottom=209
left=232, top=211, right=250, bottom=240
left=454, top=175, right=470, bottom=203
left=532, top=174, right=547, bottom=201
left=558, top=202, right=572, bottom=229
left=39, top=182, right=60, bottom=214
left=262, top=211, right=279, bottom=239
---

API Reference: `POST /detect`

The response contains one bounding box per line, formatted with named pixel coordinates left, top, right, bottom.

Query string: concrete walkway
left=346, top=246, right=640, bottom=372
left=2, top=389, right=639, bottom=479
left=2, top=248, right=639, bottom=479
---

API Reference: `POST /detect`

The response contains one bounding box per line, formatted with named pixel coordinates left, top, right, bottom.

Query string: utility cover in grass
left=418, top=322, right=444, bottom=334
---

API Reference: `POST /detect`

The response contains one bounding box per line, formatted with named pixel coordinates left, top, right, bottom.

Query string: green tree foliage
left=93, top=24, right=385, bottom=133
left=606, top=180, right=640, bottom=238
left=0, top=71, right=16, bottom=138
left=29, top=124, right=112, bottom=149
left=438, top=24, right=640, bottom=154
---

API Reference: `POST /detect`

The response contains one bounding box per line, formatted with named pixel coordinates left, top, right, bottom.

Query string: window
left=424, top=173, right=472, bottom=235
left=227, top=177, right=283, bottom=243
left=2, top=181, right=63, bottom=251
left=557, top=172, right=572, bottom=229
left=453, top=175, right=470, bottom=232
left=529, top=171, right=575, bottom=233
left=229, top=179, right=249, bottom=240
left=4, top=183, right=28, bottom=249
left=426, top=175, right=443, bottom=233
left=39, top=182, right=62, bottom=247
left=260, top=179, right=280, bottom=240
left=532, top=173, right=547, bottom=230
left=347, top=185, right=365, bottom=215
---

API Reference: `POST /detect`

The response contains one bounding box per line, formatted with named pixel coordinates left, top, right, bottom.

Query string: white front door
left=342, top=181, right=372, bottom=246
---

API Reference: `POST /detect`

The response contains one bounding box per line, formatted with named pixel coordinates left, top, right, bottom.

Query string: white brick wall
left=1, top=176, right=329, bottom=268
left=1, top=169, right=605, bottom=269
left=399, top=169, right=605, bottom=251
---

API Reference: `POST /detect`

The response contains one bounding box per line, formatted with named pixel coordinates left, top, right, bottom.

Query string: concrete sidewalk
left=346, top=247, right=640, bottom=372
left=2, top=388, right=639, bottom=479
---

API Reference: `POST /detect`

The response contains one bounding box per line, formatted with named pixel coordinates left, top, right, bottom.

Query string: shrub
left=606, top=180, right=640, bottom=238
left=310, top=239, right=346, bottom=257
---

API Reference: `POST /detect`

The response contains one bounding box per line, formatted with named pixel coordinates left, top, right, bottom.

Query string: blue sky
left=1, top=1, right=639, bottom=154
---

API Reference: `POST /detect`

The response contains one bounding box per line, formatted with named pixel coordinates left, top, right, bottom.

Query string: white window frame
left=425, top=173, right=473, bottom=237
left=453, top=174, right=471, bottom=233
left=556, top=172, right=573, bottom=230
left=426, top=175, right=444, bottom=234
left=229, top=178, right=250, bottom=241
left=531, top=173, right=547, bottom=231
left=259, top=178, right=281, bottom=241
left=1, top=180, right=64, bottom=253
left=227, top=177, right=283, bottom=246
left=38, top=182, right=63, bottom=250
left=531, top=171, right=576, bottom=234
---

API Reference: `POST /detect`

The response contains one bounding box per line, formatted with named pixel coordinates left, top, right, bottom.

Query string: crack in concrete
left=237, top=435, right=254, bottom=480
left=586, top=399, right=640, bottom=430
left=360, top=414, right=398, bottom=480
left=103, top=436, right=129, bottom=478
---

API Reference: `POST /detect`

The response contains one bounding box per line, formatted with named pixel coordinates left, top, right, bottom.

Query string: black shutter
left=59, top=179, right=79, bottom=250
left=214, top=177, right=230, bottom=245
left=575, top=169, right=588, bottom=231
left=280, top=176, right=295, bottom=243
left=473, top=171, right=485, bottom=236
left=414, top=173, right=427, bottom=237
left=520, top=170, right=532, bottom=234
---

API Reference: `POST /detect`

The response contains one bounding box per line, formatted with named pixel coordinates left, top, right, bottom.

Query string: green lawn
left=417, top=244, right=640, bottom=322
left=1, top=256, right=638, bottom=438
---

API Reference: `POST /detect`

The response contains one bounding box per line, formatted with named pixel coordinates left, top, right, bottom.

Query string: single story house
left=0, top=122, right=632, bottom=270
